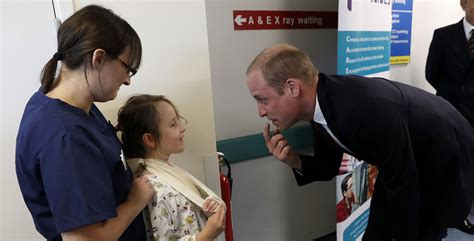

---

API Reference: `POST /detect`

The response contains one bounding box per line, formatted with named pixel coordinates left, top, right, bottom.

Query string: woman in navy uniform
left=16, top=5, right=154, bottom=241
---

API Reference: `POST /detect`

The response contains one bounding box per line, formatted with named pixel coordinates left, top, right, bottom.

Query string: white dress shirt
left=463, top=17, right=474, bottom=41
left=313, top=96, right=353, bottom=153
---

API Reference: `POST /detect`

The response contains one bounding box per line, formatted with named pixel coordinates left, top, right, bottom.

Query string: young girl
left=117, top=94, right=226, bottom=241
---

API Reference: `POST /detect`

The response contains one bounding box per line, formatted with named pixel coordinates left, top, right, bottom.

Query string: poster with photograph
left=336, top=155, right=378, bottom=241
left=336, top=0, right=390, bottom=239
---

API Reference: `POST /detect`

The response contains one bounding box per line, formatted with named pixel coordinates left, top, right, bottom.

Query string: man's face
left=462, top=0, right=474, bottom=24
left=246, top=70, right=299, bottom=131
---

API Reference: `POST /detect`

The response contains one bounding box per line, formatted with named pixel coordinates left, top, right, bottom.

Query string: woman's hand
left=127, top=175, right=155, bottom=209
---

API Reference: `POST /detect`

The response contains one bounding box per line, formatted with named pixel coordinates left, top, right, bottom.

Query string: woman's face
left=91, top=48, right=133, bottom=102
left=156, top=101, right=186, bottom=156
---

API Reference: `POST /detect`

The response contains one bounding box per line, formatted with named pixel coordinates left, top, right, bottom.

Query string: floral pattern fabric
left=143, top=175, right=208, bottom=241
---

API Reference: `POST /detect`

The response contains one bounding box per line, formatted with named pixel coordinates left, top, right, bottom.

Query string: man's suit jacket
left=426, top=19, right=474, bottom=126
left=294, top=73, right=474, bottom=239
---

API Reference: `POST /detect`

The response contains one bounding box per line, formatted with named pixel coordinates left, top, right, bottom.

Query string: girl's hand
left=203, top=196, right=226, bottom=214
left=197, top=208, right=226, bottom=241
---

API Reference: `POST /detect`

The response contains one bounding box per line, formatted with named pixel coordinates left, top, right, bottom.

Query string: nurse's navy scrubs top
left=16, top=91, right=146, bottom=241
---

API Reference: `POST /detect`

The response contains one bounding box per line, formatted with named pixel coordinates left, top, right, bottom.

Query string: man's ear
left=91, top=48, right=106, bottom=69
left=285, top=78, right=301, bottom=97
left=142, top=133, right=158, bottom=149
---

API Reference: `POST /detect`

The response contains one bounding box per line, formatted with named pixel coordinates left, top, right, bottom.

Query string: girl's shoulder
left=146, top=174, right=165, bottom=185
left=146, top=175, right=197, bottom=209
left=146, top=175, right=178, bottom=194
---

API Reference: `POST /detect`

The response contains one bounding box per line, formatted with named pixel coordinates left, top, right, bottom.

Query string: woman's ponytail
left=40, top=53, right=62, bottom=93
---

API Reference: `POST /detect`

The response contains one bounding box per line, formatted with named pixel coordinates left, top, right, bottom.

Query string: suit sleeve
left=425, top=29, right=444, bottom=90
left=293, top=123, right=343, bottom=185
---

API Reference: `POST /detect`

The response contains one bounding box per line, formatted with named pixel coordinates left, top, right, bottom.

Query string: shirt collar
left=313, top=95, right=327, bottom=125
left=463, top=17, right=473, bottom=40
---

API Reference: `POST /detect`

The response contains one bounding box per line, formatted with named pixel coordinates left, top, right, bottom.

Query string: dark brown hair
left=40, top=5, right=142, bottom=93
left=117, top=94, right=180, bottom=159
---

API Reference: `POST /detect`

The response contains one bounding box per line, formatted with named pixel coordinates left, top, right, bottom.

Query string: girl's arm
left=147, top=181, right=225, bottom=241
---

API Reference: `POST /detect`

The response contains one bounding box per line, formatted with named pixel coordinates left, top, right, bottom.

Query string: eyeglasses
left=116, top=57, right=137, bottom=78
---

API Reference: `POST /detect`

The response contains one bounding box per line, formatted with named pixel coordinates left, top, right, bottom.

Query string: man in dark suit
left=426, top=0, right=474, bottom=127
left=246, top=43, right=474, bottom=241
left=426, top=0, right=474, bottom=233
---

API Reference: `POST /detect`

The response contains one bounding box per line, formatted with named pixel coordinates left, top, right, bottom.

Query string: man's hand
left=263, top=123, right=302, bottom=170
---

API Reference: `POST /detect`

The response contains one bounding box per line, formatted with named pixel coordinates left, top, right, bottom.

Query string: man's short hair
left=246, top=43, right=318, bottom=95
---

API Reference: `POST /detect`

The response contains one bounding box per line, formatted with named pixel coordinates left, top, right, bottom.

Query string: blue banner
left=390, top=0, right=413, bottom=64
left=337, top=31, right=391, bottom=76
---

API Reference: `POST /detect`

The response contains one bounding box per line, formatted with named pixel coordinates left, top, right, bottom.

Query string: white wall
left=231, top=154, right=336, bottom=241
left=1, top=1, right=217, bottom=240
left=390, top=0, right=464, bottom=90
left=1, top=1, right=57, bottom=240
left=0, top=0, right=4, bottom=238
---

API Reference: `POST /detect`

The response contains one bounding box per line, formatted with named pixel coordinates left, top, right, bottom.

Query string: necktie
left=469, top=29, right=474, bottom=58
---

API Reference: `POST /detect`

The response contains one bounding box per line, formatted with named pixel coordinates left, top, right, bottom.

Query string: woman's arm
left=61, top=176, right=154, bottom=241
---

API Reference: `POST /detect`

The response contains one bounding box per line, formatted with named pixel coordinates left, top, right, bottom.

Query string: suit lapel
left=310, top=120, right=332, bottom=143
left=317, top=74, right=344, bottom=144
left=315, top=74, right=355, bottom=156
left=451, top=20, right=471, bottom=67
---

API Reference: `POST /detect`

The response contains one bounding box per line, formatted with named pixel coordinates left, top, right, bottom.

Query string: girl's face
left=156, top=101, right=186, bottom=157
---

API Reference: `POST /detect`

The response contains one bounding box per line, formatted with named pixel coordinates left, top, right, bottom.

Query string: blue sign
left=337, top=31, right=391, bottom=76
left=343, top=208, right=371, bottom=241
left=390, top=0, right=413, bottom=64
